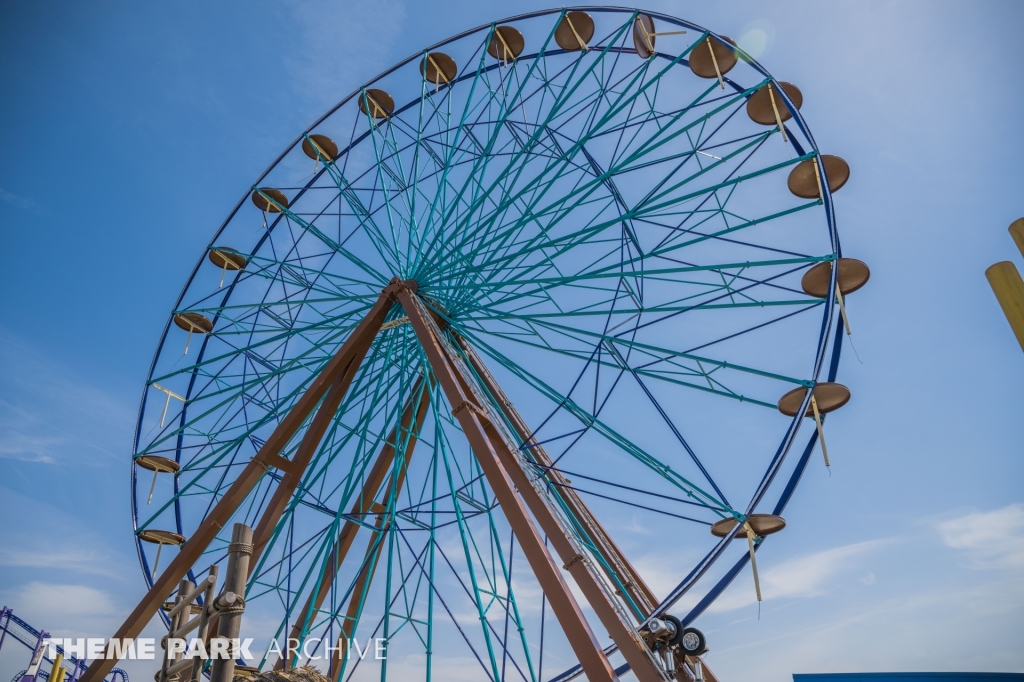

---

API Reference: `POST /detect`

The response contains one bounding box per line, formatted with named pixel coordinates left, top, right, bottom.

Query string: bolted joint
left=563, top=553, right=585, bottom=570
left=214, top=591, right=244, bottom=613
left=451, top=400, right=490, bottom=424
left=383, top=278, right=419, bottom=300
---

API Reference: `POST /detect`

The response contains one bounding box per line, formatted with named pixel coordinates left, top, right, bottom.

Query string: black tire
left=677, top=627, right=706, bottom=656
left=662, top=614, right=684, bottom=646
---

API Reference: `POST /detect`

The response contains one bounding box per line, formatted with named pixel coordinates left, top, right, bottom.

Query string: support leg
left=328, top=504, right=389, bottom=682
left=457, top=335, right=659, bottom=617
left=280, top=377, right=429, bottom=669
left=450, top=337, right=666, bottom=682
left=79, top=283, right=400, bottom=682
left=399, top=288, right=624, bottom=682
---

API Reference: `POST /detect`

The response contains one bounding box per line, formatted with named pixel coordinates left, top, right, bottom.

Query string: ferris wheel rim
left=129, top=7, right=848, bottom=677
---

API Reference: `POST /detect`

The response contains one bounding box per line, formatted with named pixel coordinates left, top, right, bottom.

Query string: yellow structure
left=49, top=653, right=66, bottom=682
left=1010, top=217, right=1024, bottom=256
left=986, top=218, right=1024, bottom=352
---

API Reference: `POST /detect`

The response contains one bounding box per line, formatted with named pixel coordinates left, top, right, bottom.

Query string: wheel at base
left=678, top=627, right=707, bottom=657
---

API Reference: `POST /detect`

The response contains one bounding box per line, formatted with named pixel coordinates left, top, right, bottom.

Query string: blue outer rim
left=129, top=6, right=845, bottom=660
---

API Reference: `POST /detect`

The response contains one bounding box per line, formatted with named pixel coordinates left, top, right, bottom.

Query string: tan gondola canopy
left=420, top=52, right=458, bottom=86
left=135, top=455, right=181, bottom=474
left=633, top=14, right=656, bottom=58
left=689, top=35, right=737, bottom=79
left=554, top=11, right=595, bottom=51
left=488, top=25, right=525, bottom=62
left=788, top=155, right=850, bottom=198
left=746, top=82, right=803, bottom=125
left=358, top=89, right=395, bottom=120
left=173, top=312, right=214, bottom=334
left=251, top=188, right=289, bottom=213
left=138, top=529, right=186, bottom=546
left=302, top=134, right=338, bottom=162
left=208, top=247, right=248, bottom=271
left=802, top=259, right=871, bottom=299
left=777, top=382, right=851, bottom=417
left=711, top=513, right=786, bottom=539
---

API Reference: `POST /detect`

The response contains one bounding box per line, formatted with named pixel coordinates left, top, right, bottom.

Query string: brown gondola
left=554, top=11, right=594, bottom=51
left=358, top=89, right=395, bottom=120
left=788, top=155, right=850, bottom=198
left=488, top=26, right=525, bottom=63
left=632, top=14, right=688, bottom=60
left=777, top=382, right=851, bottom=417
left=801, top=259, right=871, bottom=299
left=139, top=530, right=186, bottom=545
left=711, top=513, right=785, bottom=604
left=689, top=35, right=737, bottom=80
left=161, top=601, right=202, bottom=615
left=420, top=52, right=458, bottom=87
left=135, top=455, right=180, bottom=474
left=173, top=312, right=213, bottom=355
left=746, top=82, right=803, bottom=125
left=208, top=247, right=247, bottom=271
left=139, top=529, right=186, bottom=575
left=633, top=14, right=657, bottom=58
left=301, top=134, right=338, bottom=162
left=137, top=455, right=181, bottom=506
left=250, top=188, right=289, bottom=213
left=711, top=514, right=786, bottom=539
left=173, top=312, right=213, bottom=334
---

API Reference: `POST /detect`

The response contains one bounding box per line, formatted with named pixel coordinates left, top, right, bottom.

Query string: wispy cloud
left=0, top=186, right=34, bottom=209
left=708, top=539, right=893, bottom=612
left=937, top=503, right=1024, bottom=569
left=0, top=329, right=134, bottom=466
left=0, top=546, right=121, bottom=578
left=282, top=0, right=407, bottom=114
left=2, top=582, right=120, bottom=620
left=0, top=411, right=60, bottom=462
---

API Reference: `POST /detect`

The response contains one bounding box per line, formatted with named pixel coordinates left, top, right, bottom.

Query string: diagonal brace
left=280, top=376, right=430, bottom=670
left=399, top=287, right=667, bottom=682
left=80, top=280, right=403, bottom=682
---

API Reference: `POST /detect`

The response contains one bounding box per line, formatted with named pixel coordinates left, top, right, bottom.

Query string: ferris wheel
left=103, top=8, right=869, bottom=682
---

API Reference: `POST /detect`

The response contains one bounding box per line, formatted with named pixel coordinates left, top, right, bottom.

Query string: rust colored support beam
left=398, top=287, right=622, bottom=682
left=279, top=377, right=430, bottom=669
left=435, top=321, right=666, bottom=682
left=456, top=336, right=659, bottom=617
left=80, top=282, right=401, bottom=682
left=327, top=446, right=416, bottom=681
left=249, top=318, right=382, bottom=567
left=476, top=408, right=665, bottom=682
left=328, top=503, right=389, bottom=682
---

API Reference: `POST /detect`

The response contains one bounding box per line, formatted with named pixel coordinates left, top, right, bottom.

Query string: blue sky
left=1, top=1, right=1022, bottom=681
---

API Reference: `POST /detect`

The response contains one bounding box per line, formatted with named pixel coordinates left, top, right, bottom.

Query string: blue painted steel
left=130, top=6, right=856, bottom=679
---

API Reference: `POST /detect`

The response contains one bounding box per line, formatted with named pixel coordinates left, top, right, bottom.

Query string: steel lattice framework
left=103, top=8, right=849, bottom=682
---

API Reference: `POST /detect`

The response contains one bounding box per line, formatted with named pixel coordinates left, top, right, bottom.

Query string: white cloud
left=708, top=539, right=891, bottom=613
left=0, top=186, right=34, bottom=209
left=282, top=0, right=406, bottom=114
left=0, top=331, right=134, bottom=467
left=937, top=503, right=1024, bottom=570
left=0, top=426, right=59, bottom=463
left=3, top=582, right=119, bottom=622
left=0, top=581, right=171, bottom=682
left=0, top=546, right=120, bottom=577
left=707, top=572, right=1024, bottom=679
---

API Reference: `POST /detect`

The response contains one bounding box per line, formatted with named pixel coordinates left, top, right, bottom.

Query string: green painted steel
left=132, top=8, right=844, bottom=682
